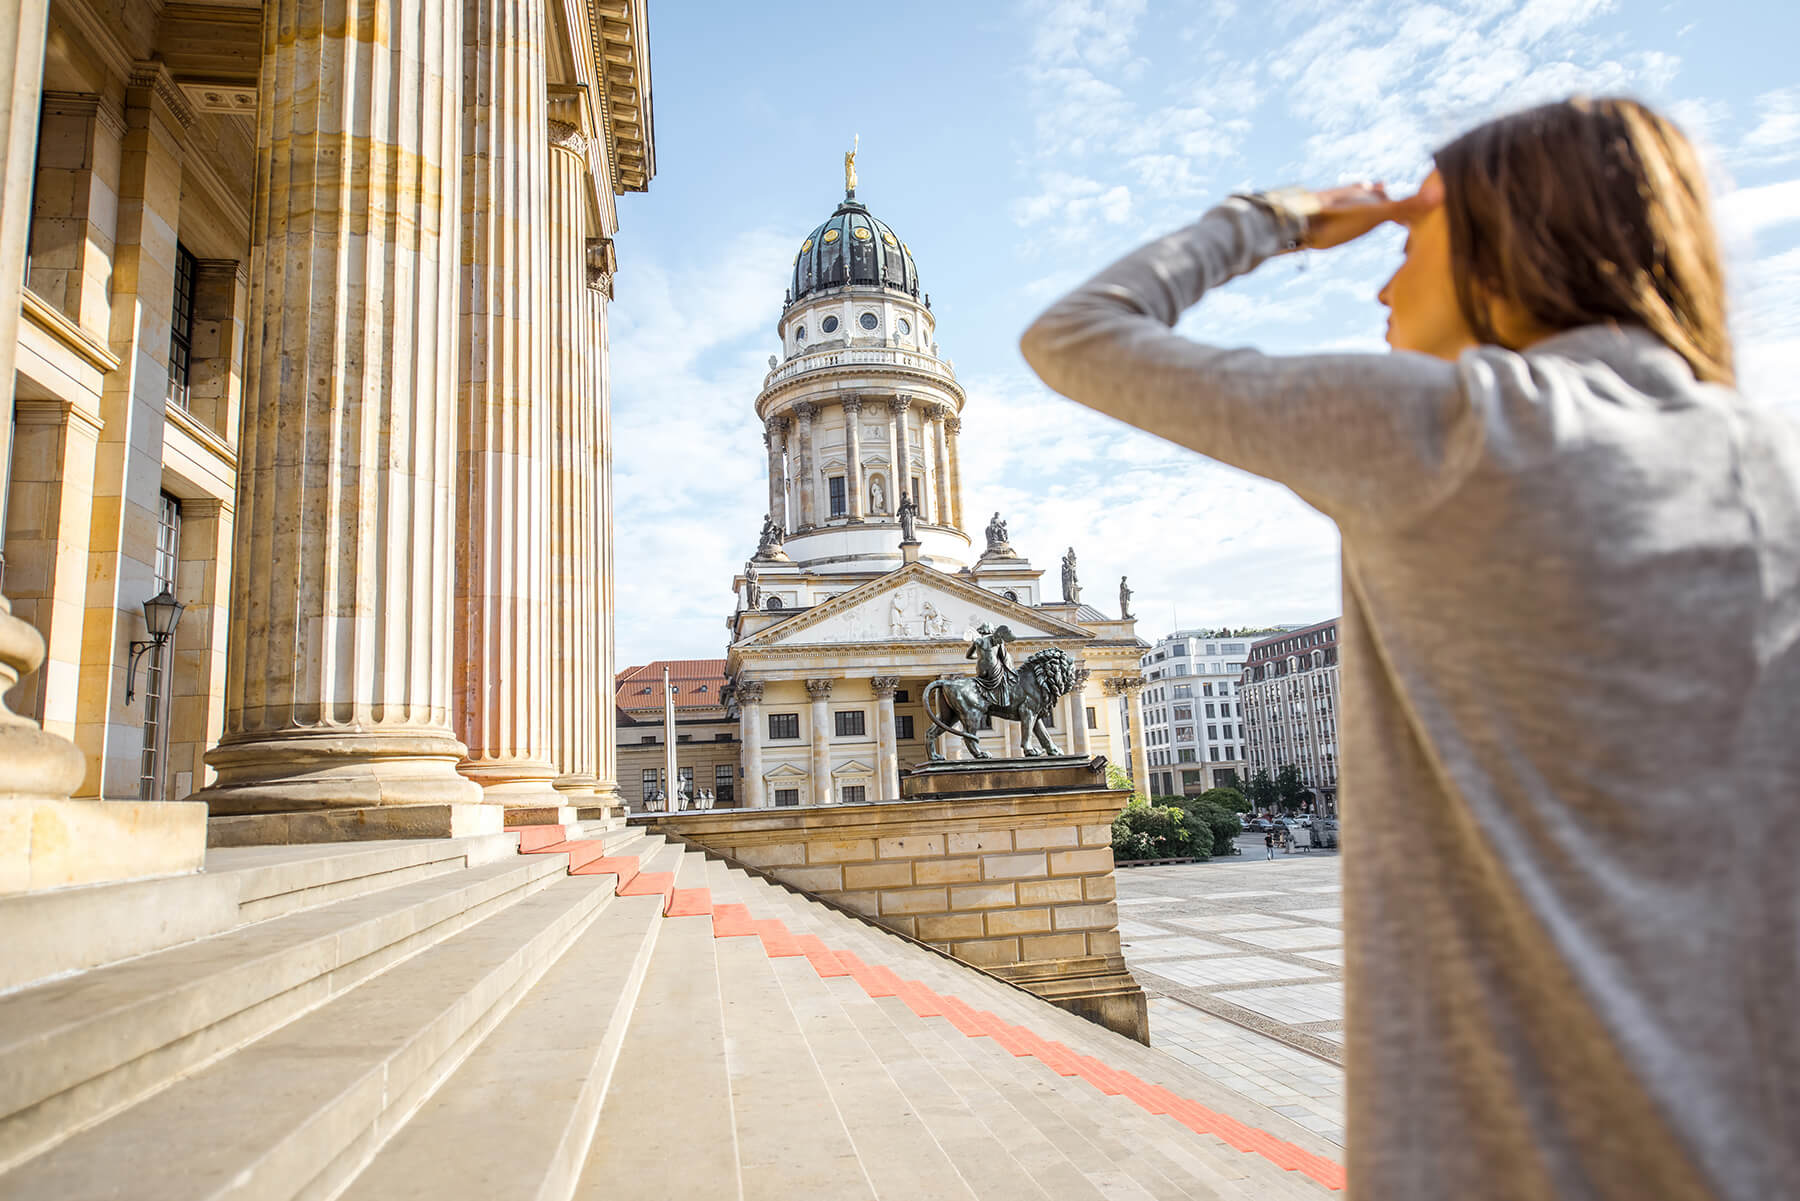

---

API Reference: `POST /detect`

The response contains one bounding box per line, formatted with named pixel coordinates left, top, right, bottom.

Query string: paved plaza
left=1120, top=836, right=1349, bottom=1147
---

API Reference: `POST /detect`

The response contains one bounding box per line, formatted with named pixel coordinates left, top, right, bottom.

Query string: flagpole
left=663, top=665, right=678, bottom=811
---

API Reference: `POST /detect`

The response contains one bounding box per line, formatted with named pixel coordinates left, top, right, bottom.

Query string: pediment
left=762, top=762, right=809, bottom=781
left=831, top=759, right=875, bottom=777
left=740, top=562, right=1090, bottom=650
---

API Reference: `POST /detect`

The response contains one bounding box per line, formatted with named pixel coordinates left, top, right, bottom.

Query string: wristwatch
left=1231, top=188, right=1322, bottom=252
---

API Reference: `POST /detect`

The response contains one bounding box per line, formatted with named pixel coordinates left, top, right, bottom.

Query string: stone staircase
left=0, top=820, right=1344, bottom=1199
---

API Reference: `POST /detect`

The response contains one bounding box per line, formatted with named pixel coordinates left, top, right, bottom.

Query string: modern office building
left=1240, top=618, right=1343, bottom=814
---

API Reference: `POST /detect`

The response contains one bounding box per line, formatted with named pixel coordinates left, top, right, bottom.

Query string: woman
left=1022, top=97, right=1798, bottom=1201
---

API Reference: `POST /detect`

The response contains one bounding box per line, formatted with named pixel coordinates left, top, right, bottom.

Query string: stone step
left=335, top=891, right=670, bottom=1200
left=0, top=834, right=655, bottom=1175
left=716, top=869, right=1340, bottom=1197
left=208, top=832, right=529, bottom=924
left=0, top=867, right=631, bottom=1201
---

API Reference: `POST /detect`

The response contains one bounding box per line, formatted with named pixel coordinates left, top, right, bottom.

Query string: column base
left=195, top=728, right=487, bottom=815
left=501, top=804, right=579, bottom=827
left=207, top=802, right=504, bottom=847
left=458, top=759, right=565, bottom=810
left=2, top=798, right=207, bottom=895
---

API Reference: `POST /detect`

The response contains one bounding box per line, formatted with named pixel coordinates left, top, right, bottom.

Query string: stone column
left=198, top=0, right=486, bottom=831
left=737, top=679, right=765, bottom=808
left=890, top=395, right=914, bottom=509
left=764, top=416, right=789, bottom=532
left=945, top=414, right=965, bottom=531
left=454, top=0, right=561, bottom=808
left=929, top=404, right=953, bottom=527
left=1117, top=676, right=1151, bottom=799
left=793, top=402, right=818, bottom=530
left=1070, top=667, right=1092, bottom=757
left=872, top=675, right=899, bottom=799
left=806, top=677, right=833, bottom=807
left=843, top=397, right=864, bottom=521
left=588, top=271, right=622, bottom=810
left=0, top=0, right=90, bottom=867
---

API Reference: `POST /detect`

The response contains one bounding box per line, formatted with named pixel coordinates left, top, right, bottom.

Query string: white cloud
left=1738, top=86, right=1800, bottom=167
left=1718, top=178, right=1800, bottom=244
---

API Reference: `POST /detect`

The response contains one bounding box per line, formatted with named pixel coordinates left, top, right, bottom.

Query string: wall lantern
left=126, top=589, right=186, bottom=704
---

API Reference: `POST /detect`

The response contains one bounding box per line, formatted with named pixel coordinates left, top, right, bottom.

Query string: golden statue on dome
left=844, top=134, right=859, bottom=196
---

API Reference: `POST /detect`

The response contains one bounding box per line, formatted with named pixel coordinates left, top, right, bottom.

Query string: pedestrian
left=1264, top=831, right=1275, bottom=861
left=1021, top=96, right=1797, bottom=1201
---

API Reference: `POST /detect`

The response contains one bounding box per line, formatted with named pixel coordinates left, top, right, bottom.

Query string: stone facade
left=614, top=659, right=742, bottom=809
left=1241, top=618, right=1342, bottom=813
left=1, top=0, right=652, bottom=889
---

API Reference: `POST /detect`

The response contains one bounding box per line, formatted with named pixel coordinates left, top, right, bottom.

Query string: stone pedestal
left=902, top=755, right=1104, bottom=799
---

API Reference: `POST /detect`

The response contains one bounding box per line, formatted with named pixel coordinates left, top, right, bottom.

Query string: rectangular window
left=167, top=244, right=196, bottom=410
left=769, top=712, right=799, bottom=739
left=678, top=766, right=693, bottom=796
left=1204, top=703, right=1216, bottom=718
left=714, top=764, right=734, bottom=804
left=834, top=709, right=866, bottom=737
left=1086, top=706, right=1097, bottom=729
left=841, top=784, right=866, bottom=804
left=895, top=714, right=915, bottom=741
left=1178, top=749, right=1195, bottom=763
left=641, top=769, right=658, bottom=801
left=1202, top=683, right=1213, bottom=696
left=1173, top=705, right=1192, bottom=721
left=1209, top=746, right=1221, bottom=761
left=1207, top=724, right=1219, bottom=739
left=828, top=475, right=846, bottom=517
left=895, top=689, right=910, bottom=703
left=138, top=493, right=181, bottom=801
left=1172, top=684, right=1191, bottom=698
left=774, top=788, right=800, bottom=807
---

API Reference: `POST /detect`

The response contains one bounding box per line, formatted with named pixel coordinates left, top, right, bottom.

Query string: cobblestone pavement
left=1121, top=836, right=1348, bottom=1147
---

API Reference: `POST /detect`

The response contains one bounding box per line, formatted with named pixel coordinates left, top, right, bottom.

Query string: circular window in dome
left=821, top=315, right=839, bottom=334
left=802, top=238, right=813, bottom=253
left=897, top=318, right=911, bottom=336
left=822, top=229, right=839, bottom=243
left=859, top=312, right=879, bottom=331
left=853, top=227, right=872, bottom=241
left=882, top=231, right=898, bottom=246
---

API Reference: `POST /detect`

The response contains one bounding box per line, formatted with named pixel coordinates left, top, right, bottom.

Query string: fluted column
left=0, top=0, right=88, bottom=818
left=793, top=402, right=818, bottom=529
left=945, top=414, right=965, bottom=530
left=843, top=397, right=864, bottom=521
left=872, top=675, right=899, bottom=799
left=200, top=0, right=484, bottom=816
left=589, top=270, right=622, bottom=807
left=890, top=395, right=914, bottom=510
left=806, top=677, right=832, bottom=807
left=1070, top=667, right=1092, bottom=756
left=929, top=404, right=952, bottom=527
left=454, top=0, right=559, bottom=803
left=1107, top=675, right=1151, bottom=799
left=738, top=679, right=765, bottom=808
left=545, top=120, right=596, bottom=800
left=764, top=416, right=789, bottom=533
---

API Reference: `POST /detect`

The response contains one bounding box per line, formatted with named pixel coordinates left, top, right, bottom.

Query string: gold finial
left=845, top=134, right=859, bottom=196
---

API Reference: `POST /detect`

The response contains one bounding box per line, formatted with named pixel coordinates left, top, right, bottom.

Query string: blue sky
left=608, top=0, right=1800, bottom=668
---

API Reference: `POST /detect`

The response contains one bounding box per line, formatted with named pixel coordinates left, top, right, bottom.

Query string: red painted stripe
left=794, top=934, right=831, bottom=954
left=562, top=841, right=612, bottom=872
left=805, top=950, right=851, bottom=977
left=512, top=826, right=569, bottom=852
left=665, top=888, right=712, bottom=917
left=752, top=919, right=802, bottom=958
left=712, top=904, right=755, bottom=938
left=897, top=983, right=944, bottom=1018
left=573, top=856, right=640, bottom=887
left=619, top=871, right=675, bottom=898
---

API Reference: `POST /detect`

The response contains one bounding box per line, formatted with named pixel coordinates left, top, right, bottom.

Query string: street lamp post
left=126, top=589, right=185, bottom=704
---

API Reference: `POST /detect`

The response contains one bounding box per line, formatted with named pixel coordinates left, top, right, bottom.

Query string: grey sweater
left=1021, top=200, right=1800, bottom=1201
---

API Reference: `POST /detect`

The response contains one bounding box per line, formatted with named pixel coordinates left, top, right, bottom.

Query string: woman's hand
left=1302, top=177, right=1444, bottom=249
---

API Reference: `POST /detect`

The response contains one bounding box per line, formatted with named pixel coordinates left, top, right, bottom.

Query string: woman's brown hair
left=1435, top=96, right=1734, bottom=386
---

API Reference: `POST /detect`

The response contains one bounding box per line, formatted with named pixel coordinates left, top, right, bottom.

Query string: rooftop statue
left=985, top=511, right=1009, bottom=552
left=924, top=624, right=1075, bottom=760
left=1119, top=575, right=1133, bottom=619
left=755, top=513, right=784, bottom=558
left=743, top=560, right=760, bottom=609
left=1061, top=547, right=1081, bottom=604
left=897, top=489, right=919, bottom=543
left=845, top=134, right=859, bottom=195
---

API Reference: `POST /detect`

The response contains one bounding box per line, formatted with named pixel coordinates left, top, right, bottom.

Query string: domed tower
left=754, top=159, right=970, bottom=579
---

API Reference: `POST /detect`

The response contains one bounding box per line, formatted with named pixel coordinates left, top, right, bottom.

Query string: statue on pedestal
left=1061, top=548, right=1081, bottom=604
left=897, top=490, right=919, bottom=543
left=923, top=624, right=1075, bottom=760
left=743, top=560, right=761, bottom=609
left=755, top=514, right=784, bottom=559
left=1119, top=575, right=1133, bottom=619
left=985, top=511, right=1010, bottom=555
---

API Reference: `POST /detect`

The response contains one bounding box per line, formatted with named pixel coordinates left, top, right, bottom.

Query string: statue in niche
left=756, top=513, right=784, bottom=558
left=985, top=511, right=1010, bottom=553
left=897, top=490, right=919, bottom=543
left=869, top=476, right=886, bottom=515
left=1119, top=575, right=1133, bottom=619
left=743, top=560, right=761, bottom=609
left=924, top=623, right=1075, bottom=760
left=1061, top=548, right=1081, bottom=604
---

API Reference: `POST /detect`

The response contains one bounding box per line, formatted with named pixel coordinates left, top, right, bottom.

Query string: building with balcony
left=1128, top=629, right=1266, bottom=797
left=1240, top=618, right=1343, bottom=814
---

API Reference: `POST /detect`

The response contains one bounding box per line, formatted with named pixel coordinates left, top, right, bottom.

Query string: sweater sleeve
left=1018, top=198, right=1483, bottom=527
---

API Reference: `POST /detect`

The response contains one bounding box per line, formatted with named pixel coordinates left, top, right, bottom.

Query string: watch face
left=821, top=315, right=839, bottom=333
left=897, top=318, right=911, bottom=335
left=859, top=312, right=879, bottom=331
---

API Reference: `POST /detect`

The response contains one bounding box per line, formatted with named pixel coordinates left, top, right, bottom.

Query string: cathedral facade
left=726, top=169, right=1152, bottom=807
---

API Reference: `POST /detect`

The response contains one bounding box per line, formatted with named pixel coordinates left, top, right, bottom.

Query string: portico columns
left=843, top=397, right=864, bottom=521
left=764, top=416, right=789, bottom=532
left=945, top=414, right=965, bottom=530
left=1108, top=675, right=1150, bottom=799
left=198, top=0, right=485, bottom=821
left=1070, top=667, right=1092, bottom=756
left=794, top=403, right=818, bottom=530
left=455, top=0, right=560, bottom=804
left=929, top=405, right=953, bottom=528
left=546, top=119, right=597, bottom=800
left=806, top=678, right=833, bottom=806
left=872, top=676, right=899, bottom=799
left=737, top=679, right=765, bottom=808
left=890, top=395, right=914, bottom=509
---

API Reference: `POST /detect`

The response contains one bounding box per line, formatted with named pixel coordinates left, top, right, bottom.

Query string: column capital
left=586, top=236, right=615, bottom=296
left=735, top=678, right=766, bottom=704
left=944, top=414, right=962, bottom=434
left=547, top=119, right=586, bottom=154
left=841, top=394, right=862, bottom=415
left=127, top=61, right=196, bottom=130
left=870, top=675, right=900, bottom=698
left=794, top=401, right=818, bottom=424
left=1072, top=666, right=1092, bottom=688
left=765, top=414, right=791, bottom=436
left=924, top=401, right=951, bottom=421
left=805, top=677, right=834, bottom=700
left=888, top=394, right=913, bottom=414
left=1104, top=674, right=1147, bottom=696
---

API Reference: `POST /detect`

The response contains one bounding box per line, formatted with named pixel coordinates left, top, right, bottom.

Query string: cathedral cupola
left=787, top=200, right=922, bottom=307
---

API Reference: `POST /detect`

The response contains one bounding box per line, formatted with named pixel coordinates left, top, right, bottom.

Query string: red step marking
left=512, top=826, right=569, bottom=852
left=805, top=950, right=851, bottom=977
left=712, top=904, right=755, bottom=939
left=665, top=888, right=712, bottom=917
left=574, top=856, right=640, bottom=887
left=619, top=871, right=675, bottom=899
left=752, top=919, right=802, bottom=957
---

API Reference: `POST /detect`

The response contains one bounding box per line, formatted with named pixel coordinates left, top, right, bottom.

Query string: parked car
left=1247, top=817, right=1274, bottom=833
left=1313, top=818, right=1340, bottom=849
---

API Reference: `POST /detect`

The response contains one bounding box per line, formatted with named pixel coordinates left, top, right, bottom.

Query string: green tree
left=1275, top=763, right=1309, bottom=813
left=1105, top=762, right=1135, bottom=794
left=1111, top=801, right=1210, bottom=862
left=1198, top=786, right=1246, bottom=814
left=1241, top=767, right=1278, bottom=813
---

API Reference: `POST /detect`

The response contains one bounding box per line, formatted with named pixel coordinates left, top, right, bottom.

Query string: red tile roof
left=615, top=659, right=730, bottom=712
